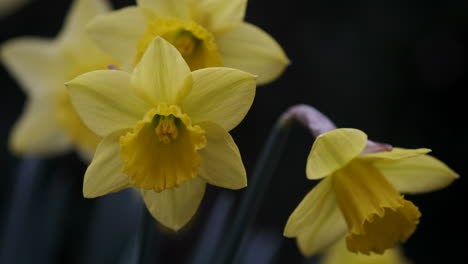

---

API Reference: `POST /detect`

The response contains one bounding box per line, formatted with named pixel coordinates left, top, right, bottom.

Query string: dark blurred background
left=1, top=0, right=467, bottom=263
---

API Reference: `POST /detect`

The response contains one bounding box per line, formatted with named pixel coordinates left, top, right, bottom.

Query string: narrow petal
left=181, top=67, right=256, bottom=131
left=216, top=22, right=289, bottom=85
left=137, top=0, right=190, bottom=19
left=284, top=177, right=347, bottom=256
left=66, top=70, right=150, bottom=136
left=360, top=147, right=431, bottom=161
left=131, top=37, right=192, bottom=105
left=9, top=99, right=70, bottom=156
left=306, top=128, right=367, bottom=180
left=83, top=130, right=131, bottom=198
left=198, top=121, right=246, bottom=190
left=141, top=177, right=206, bottom=231
left=87, top=6, right=147, bottom=68
left=375, top=154, right=458, bottom=194
left=191, top=0, right=247, bottom=33
left=1, top=37, right=64, bottom=96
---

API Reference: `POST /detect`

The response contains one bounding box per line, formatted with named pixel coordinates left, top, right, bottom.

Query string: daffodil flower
left=1, top=0, right=115, bottom=156
left=66, top=36, right=256, bottom=231
left=284, top=128, right=458, bottom=256
left=86, top=0, right=289, bottom=85
left=319, top=238, right=411, bottom=264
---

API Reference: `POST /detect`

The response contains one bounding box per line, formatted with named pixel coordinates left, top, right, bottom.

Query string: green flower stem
left=211, top=122, right=290, bottom=264
left=210, top=104, right=339, bottom=264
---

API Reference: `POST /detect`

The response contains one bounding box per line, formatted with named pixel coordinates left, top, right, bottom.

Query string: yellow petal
left=141, top=177, right=206, bottom=231
left=360, top=147, right=431, bottom=161
left=137, top=0, right=190, bottom=19
left=284, top=177, right=347, bottom=256
left=55, top=87, right=101, bottom=154
left=306, top=128, right=367, bottom=180
left=375, top=154, right=458, bottom=194
left=1, top=37, right=64, bottom=96
left=197, top=121, right=246, bottom=189
left=181, top=67, right=256, bottom=131
left=120, top=105, right=206, bottom=192
left=66, top=70, right=150, bottom=136
left=9, top=99, right=70, bottom=156
left=319, top=238, right=412, bottom=264
left=216, top=22, right=289, bottom=85
left=58, top=0, right=111, bottom=47
left=83, top=130, right=130, bottom=198
left=131, top=37, right=192, bottom=105
left=332, top=160, right=421, bottom=255
left=190, top=0, right=247, bottom=33
left=87, top=6, right=147, bottom=69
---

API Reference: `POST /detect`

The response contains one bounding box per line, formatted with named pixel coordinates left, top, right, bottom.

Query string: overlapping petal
left=376, top=154, right=458, bottom=194
left=306, top=128, right=367, bottom=180
left=131, top=37, right=193, bottom=105
left=216, top=22, right=289, bottom=85
left=360, top=147, right=431, bottom=162
left=137, top=0, right=190, bottom=19
left=141, top=177, right=206, bottom=231
left=181, top=67, right=256, bottom=131
left=66, top=70, right=150, bottom=136
left=284, top=177, right=347, bottom=256
left=59, top=0, right=110, bottom=46
left=191, top=0, right=247, bottom=33
left=87, top=6, right=147, bottom=68
left=198, top=121, right=246, bottom=190
left=83, top=130, right=131, bottom=198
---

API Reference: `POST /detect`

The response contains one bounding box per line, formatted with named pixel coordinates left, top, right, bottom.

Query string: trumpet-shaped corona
left=135, top=17, right=222, bottom=70
left=332, top=161, right=421, bottom=254
left=120, top=105, right=206, bottom=192
left=284, top=128, right=458, bottom=257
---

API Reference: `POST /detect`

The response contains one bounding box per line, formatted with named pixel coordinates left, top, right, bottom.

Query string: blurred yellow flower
left=1, top=0, right=116, bottom=157
left=66, top=37, right=256, bottom=230
left=0, top=0, right=29, bottom=17
left=87, top=0, right=289, bottom=85
left=284, top=128, right=458, bottom=256
left=319, top=238, right=411, bottom=264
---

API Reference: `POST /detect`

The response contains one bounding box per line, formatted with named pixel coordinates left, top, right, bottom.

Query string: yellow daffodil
left=319, top=238, right=411, bottom=264
left=66, top=36, right=256, bottom=231
left=0, top=0, right=29, bottom=17
left=284, top=128, right=458, bottom=256
left=1, top=0, right=116, bottom=157
left=86, top=0, right=289, bottom=85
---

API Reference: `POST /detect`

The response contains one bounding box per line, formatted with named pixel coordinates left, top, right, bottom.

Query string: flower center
left=173, top=31, right=198, bottom=56
left=332, top=160, right=421, bottom=255
left=135, top=16, right=223, bottom=70
left=120, top=104, right=206, bottom=192
left=153, top=115, right=180, bottom=143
